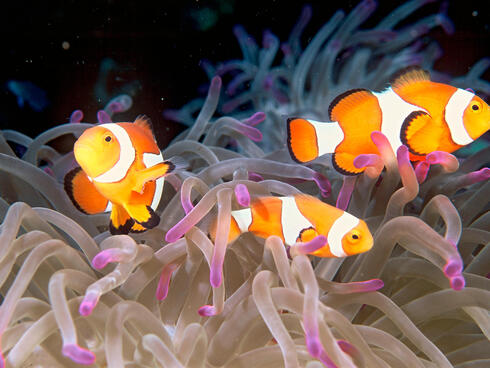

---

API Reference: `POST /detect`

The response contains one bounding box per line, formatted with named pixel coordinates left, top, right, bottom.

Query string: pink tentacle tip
left=248, top=172, right=263, bottom=182
left=0, top=353, right=4, bottom=368
left=243, top=112, right=266, bottom=126
left=69, top=109, right=83, bottom=123
left=469, top=167, right=490, bottom=183
left=97, top=110, right=112, bottom=124
left=306, top=335, right=322, bottom=358
left=426, top=151, right=459, bottom=172
left=79, top=292, right=99, bottom=316
left=294, top=235, right=327, bottom=255
left=156, top=264, right=177, bottom=301
left=415, top=161, right=430, bottom=184
left=450, top=275, right=465, bottom=291
left=242, top=125, right=263, bottom=142
left=62, top=344, right=96, bottom=365
left=443, top=259, right=463, bottom=278
left=360, top=278, right=384, bottom=292
left=313, top=172, right=331, bottom=198
left=337, top=340, right=354, bottom=354
left=210, top=75, right=222, bottom=89
left=165, top=225, right=184, bottom=243
left=353, top=154, right=380, bottom=169
left=198, top=305, right=217, bottom=317
left=43, top=166, right=54, bottom=176
left=234, top=184, right=250, bottom=207
left=209, top=266, right=223, bottom=288
left=92, top=249, right=118, bottom=269
left=397, top=145, right=410, bottom=163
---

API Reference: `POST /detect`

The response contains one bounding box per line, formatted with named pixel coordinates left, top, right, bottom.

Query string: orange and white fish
left=210, top=194, right=373, bottom=257
left=287, top=66, right=490, bottom=175
left=64, top=116, right=176, bottom=234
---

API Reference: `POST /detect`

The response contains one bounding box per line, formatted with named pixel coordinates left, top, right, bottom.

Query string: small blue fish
left=7, top=80, right=49, bottom=112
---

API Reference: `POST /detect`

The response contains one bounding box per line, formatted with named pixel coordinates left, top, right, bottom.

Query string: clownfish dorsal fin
left=390, top=66, right=431, bottom=91
left=328, top=88, right=373, bottom=121
left=134, top=115, right=155, bottom=139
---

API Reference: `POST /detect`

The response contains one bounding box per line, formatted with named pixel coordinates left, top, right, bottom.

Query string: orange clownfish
left=210, top=194, right=373, bottom=258
left=287, top=66, right=490, bottom=175
left=64, top=116, right=176, bottom=234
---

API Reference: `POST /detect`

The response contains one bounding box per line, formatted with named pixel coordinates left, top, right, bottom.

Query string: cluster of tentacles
left=0, top=70, right=489, bottom=367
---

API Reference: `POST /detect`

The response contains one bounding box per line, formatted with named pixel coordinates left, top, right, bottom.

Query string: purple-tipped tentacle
left=198, top=305, right=217, bottom=317
left=92, top=249, right=122, bottom=269
left=97, top=110, right=112, bottom=124
left=156, top=263, right=178, bottom=301
left=233, top=121, right=263, bottom=142
left=62, top=343, right=96, bottom=365
left=79, top=291, right=100, bottom=316
left=291, top=235, right=327, bottom=255
left=234, top=184, right=250, bottom=207
left=69, top=109, right=83, bottom=123
left=336, top=176, right=357, bottom=210
left=312, top=172, right=331, bottom=198
left=415, top=161, right=430, bottom=184
left=248, top=172, right=264, bottom=182
left=243, top=112, right=266, bottom=127
left=425, top=151, right=459, bottom=172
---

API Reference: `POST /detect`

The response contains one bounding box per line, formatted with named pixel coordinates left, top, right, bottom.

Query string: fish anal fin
left=287, top=117, right=319, bottom=163
left=109, top=204, right=134, bottom=234
left=401, top=111, right=438, bottom=155
left=64, top=167, right=109, bottom=214
left=390, top=66, right=431, bottom=91
left=332, top=152, right=364, bottom=176
left=124, top=204, right=160, bottom=229
left=328, top=88, right=372, bottom=122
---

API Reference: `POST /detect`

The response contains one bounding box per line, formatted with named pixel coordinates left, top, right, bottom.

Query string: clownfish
left=64, top=116, right=177, bottom=234
left=209, top=194, right=373, bottom=258
left=287, top=66, right=490, bottom=175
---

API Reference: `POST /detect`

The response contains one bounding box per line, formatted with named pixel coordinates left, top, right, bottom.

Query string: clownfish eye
left=104, top=135, right=112, bottom=142
left=470, top=101, right=482, bottom=112
left=347, top=230, right=361, bottom=243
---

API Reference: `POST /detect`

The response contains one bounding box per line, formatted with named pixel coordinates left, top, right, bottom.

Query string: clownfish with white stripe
left=209, top=194, right=373, bottom=258
left=287, top=66, right=490, bottom=175
left=64, top=115, right=177, bottom=234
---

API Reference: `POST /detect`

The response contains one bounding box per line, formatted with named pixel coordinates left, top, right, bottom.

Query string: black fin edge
left=286, top=117, right=303, bottom=163
left=331, top=153, right=362, bottom=176
left=400, top=110, right=430, bottom=156
left=134, top=206, right=160, bottom=229
left=110, top=217, right=135, bottom=235
left=64, top=167, right=90, bottom=214
left=328, top=88, right=369, bottom=121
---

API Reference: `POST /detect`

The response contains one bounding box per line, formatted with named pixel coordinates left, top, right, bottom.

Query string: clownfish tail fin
left=64, top=167, right=110, bottom=214
left=287, top=117, right=344, bottom=163
left=109, top=204, right=134, bottom=234
left=209, top=214, right=243, bottom=244
left=123, top=203, right=160, bottom=229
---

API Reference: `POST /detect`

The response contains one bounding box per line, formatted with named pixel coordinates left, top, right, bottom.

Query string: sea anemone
left=0, top=0, right=489, bottom=367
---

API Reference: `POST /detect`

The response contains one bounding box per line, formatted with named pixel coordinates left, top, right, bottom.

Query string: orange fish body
left=287, top=67, right=490, bottom=175
left=210, top=194, right=373, bottom=258
left=65, top=116, right=175, bottom=234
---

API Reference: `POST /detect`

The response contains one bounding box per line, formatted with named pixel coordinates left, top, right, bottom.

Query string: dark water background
left=1, top=0, right=488, bottom=148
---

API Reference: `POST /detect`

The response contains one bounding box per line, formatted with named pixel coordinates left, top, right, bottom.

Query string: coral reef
left=0, top=0, right=489, bottom=367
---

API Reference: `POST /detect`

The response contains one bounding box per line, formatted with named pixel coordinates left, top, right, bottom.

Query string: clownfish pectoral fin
left=109, top=204, right=134, bottom=234
left=123, top=203, right=160, bottom=229
left=400, top=111, right=439, bottom=155
left=131, top=160, right=177, bottom=194
left=287, top=117, right=344, bottom=163
left=64, top=167, right=110, bottom=214
left=332, top=152, right=364, bottom=175
left=297, top=227, right=320, bottom=243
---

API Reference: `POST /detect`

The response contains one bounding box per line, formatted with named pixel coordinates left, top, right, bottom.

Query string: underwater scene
left=0, top=0, right=489, bottom=367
